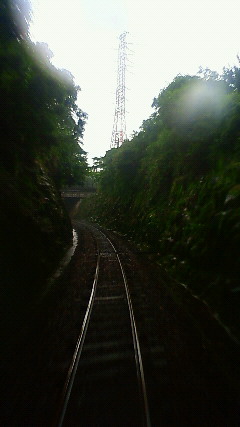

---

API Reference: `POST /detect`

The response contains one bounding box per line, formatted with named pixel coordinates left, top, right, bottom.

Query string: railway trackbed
left=1, top=220, right=237, bottom=426
left=54, top=223, right=151, bottom=427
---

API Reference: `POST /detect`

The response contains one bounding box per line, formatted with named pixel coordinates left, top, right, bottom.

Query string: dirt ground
left=0, top=220, right=240, bottom=426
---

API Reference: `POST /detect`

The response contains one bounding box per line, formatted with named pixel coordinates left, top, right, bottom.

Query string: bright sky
left=29, top=0, right=240, bottom=164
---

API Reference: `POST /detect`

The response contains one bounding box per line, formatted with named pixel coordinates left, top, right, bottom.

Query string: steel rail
left=54, top=252, right=100, bottom=427
left=54, top=223, right=151, bottom=427
left=97, top=229, right=152, bottom=427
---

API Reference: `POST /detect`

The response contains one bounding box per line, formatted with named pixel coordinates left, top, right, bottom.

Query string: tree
left=0, top=0, right=31, bottom=41
left=0, top=0, right=88, bottom=186
left=222, top=57, right=240, bottom=92
left=93, top=68, right=240, bottom=336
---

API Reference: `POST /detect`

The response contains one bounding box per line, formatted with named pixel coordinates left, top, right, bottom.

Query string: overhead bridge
left=61, top=188, right=96, bottom=199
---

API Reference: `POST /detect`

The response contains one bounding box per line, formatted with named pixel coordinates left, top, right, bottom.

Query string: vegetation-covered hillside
left=89, top=68, right=240, bottom=340
left=0, top=0, right=88, bottom=311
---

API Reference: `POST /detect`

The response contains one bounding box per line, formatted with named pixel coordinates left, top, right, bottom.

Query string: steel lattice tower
left=111, top=32, right=128, bottom=148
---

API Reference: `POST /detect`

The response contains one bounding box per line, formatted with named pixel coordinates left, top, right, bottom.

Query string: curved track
left=54, top=223, right=151, bottom=427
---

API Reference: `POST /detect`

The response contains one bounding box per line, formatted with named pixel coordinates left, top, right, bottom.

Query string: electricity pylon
left=111, top=32, right=128, bottom=148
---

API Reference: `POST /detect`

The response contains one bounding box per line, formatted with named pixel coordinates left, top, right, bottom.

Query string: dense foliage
left=0, top=0, right=88, bottom=186
left=0, top=0, right=88, bottom=307
left=92, top=69, right=240, bottom=338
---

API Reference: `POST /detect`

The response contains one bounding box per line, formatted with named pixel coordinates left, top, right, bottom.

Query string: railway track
left=54, top=223, right=151, bottom=427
